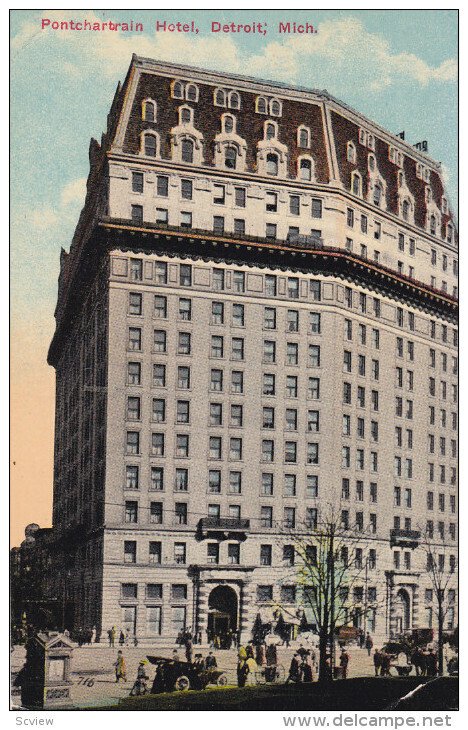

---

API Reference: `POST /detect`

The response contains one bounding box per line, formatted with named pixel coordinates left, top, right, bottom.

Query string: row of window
left=125, top=467, right=321, bottom=496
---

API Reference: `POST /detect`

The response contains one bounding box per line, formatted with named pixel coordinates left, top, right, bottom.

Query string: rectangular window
left=180, top=264, right=192, bottom=286
left=265, top=275, right=277, bottom=296
left=290, top=195, right=300, bottom=215
left=235, top=187, right=246, bottom=207
left=311, top=198, right=323, bottom=218
left=157, top=176, right=169, bottom=197
left=128, top=361, right=141, bottom=385
left=125, top=501, right=138, bottom=523
left=150, top=468, right=164, bottom=492
left=234, top=218, right=245, bottom=235
left=156, top=208, right=168, bottom=225
left=154, top=295, right=167, bottom=318
left=181, top=179, right=193, bottom=200
left=131, top=205, right=143, bottom=224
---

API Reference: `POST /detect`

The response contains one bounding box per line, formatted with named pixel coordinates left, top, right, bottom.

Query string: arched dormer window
left=225, top=146, right=237, bottom=170
left=172, top=80, right=184, bottom=99
left=179, top=106, right=193, bottom=125
left=430, top=214, right=436, bottom=236
left=373, top=182, right=382, bottom=207
left=351, top=171, right=362, bottom=197
left=142, top=99, right=156, bottom=122
left=368, top=154, right=376, bottom=172
left=181, top=139, right=194, bottom=163
left=270, top=98, right=282, bottom=117
left=228, top=91, right=240, bottom=110
left=425, top=187, right=432, bottom=203
left=367, top=133, right=375, bottom=151
left=142, top=131, right=158, bottom=158
left=266, top=153, right=279, bottom=176
left=256, top=96, right=268, bottom=114
left=441, top=197, right=448, bottom=215
left=347, top=141, right=356, bottom=163
left=186, top=84, right=199, bottom=102
left=214, top=88, right=226, bottom=107
left=298, top=157, right=313, bottom=182
left=223, top=114, right=235, bottom=134
left=447, top=224, right=453, bottom=243
left=265, top=121, right=277, bottom=140
left=298, top=126, right=310, bottom=148
left=402, top=199, right=410, bottom=221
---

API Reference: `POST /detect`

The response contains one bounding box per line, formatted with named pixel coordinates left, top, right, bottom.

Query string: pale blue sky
left=11, top=9, right=458, bottom=324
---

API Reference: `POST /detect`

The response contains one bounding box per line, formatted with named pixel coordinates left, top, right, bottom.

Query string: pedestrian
left=185, top=637, right=193, bottom=663
left=130, top=660, right=149, bottom=696
left=286, top=653, right=302, bottom=684
left=380, top=651, right=391, bottom=677
left=246, top=642, right=254, bottom=660
left=108, top=626, right=115, bottom=648
left=373, top=648, right=382, bottom=677
left=119, top=630, right=125, bottom=646
left=246, top=654, right=257, bottom=685
left=426, top=648, right=438, bottom=677
left=301, top=655, right=314, bottom=683
left=205, top=651, right=217, bottom=669
left=419, top=648, right=428, bottom=677
left=237, top=657, right=250, bottom=688
left=91, top=626, right=97, bottom=644
left=365, top=633, right=373, bottom=657
left=339, top=647, right=350, bottom=679
left=256, top=642, right=266, bottom=667
left=194, top=653, right=205, bottom=671
left=114, top=650, right=127, bottom=683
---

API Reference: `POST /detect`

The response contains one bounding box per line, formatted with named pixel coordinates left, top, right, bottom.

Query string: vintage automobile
left=147, top=656, right=228, bottom=692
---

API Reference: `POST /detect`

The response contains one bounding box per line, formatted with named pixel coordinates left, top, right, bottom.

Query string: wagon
left=255, top=664, right=286, bottom=685
left=147, top=656, right=228, bottom=692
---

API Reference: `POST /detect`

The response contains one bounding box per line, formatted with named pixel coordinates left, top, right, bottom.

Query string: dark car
left=387, top=677, right=458, bottom=711
left=147, top=656, right=227, bottom=692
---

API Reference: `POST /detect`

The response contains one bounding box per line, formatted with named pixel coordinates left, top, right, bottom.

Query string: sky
left=9, top=9, right=458, bottom=546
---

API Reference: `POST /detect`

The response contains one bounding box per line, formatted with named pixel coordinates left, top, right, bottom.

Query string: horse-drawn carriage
left=147, top=656, right=228, bottom=692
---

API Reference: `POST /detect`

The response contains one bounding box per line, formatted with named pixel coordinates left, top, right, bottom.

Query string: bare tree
left=274, top=506, right=385, bottom=681
left=420, top=530, right=457, bottom=676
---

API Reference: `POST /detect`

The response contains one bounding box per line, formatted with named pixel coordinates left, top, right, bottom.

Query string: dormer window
left=256, top=96, right=268, bottom=114
left=368, top=154, right=376, bottom=172
left=299, top=158, right=312, bottom=181
left=398, top=171, right=404, bottom=187
left=368, top=134, right=375, bottom=151
left=270, top=99, right=282, bottom=117
left=214, top=89, right=226, bottom=107
left=402, top=199, right=410, bottom=221
left=225, top=146, right=237, bottom=169
left=351, top=171, right=362, bottom=197
left=186, top=84, right=199, bottom=102
left=229, top=91, right=240, bottom=110
left=143, top=132, right=157, bottom=157
left=265, top=122, right=277, bottom=140
left=298, top=126, right=310, bottom=148
left=442, top=197, right=448, bottom=214
left=224, top=115, right=234, bottom=134
left=347, top=141, right=356, bottom=163
left=358, top=128, right=366, bottom=145
left=426, top=187, right=432, bottom=203
left=181, top=139, right=194, bottom=163
left=142, top=99, right=156, bottom=122
left=430, top=215, right=436, bottom=236
left=447, top=224, right=453, bottom=243
left=373, top=183, right=382, bottom=207
left=180, top=106, right=193, bottom=125
left=266, top=153, right=279, bottom=176
left=172, top=80, right=184, bottom=99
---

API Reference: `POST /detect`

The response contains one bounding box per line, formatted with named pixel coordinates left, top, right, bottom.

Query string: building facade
left=48, top=55, right=458, bottom=643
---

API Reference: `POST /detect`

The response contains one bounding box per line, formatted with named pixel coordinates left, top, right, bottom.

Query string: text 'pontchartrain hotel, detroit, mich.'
left=47, top=54, right=458, bottom=644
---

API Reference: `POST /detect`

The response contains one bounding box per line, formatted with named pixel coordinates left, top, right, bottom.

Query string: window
left=131, top=205, right=143, bottom=224
left=234, top=218, right=245, bottom=235
left=211, top=335, right=224, bottom=358
left=308, top=443, right=319, bottom=465
left=148, top=541, right=162, bottom=564
left=289, top=195, right=300, bottom=216
left=262, top=440, right=274, bottom=462
left=263, top=373, right=275, bottom=396
left=232, top=303, right=245, bottom=327
left=232, top=338, right=244, bottom=360
left=233, top=271, right=245, bottom=292
left=175, top=469, right=188, bottom=491
left=261, top=473, right=274, bottom=496
left=127, top=396, right=141, bottom=421
left=225, top=146, right=237, bottom=169
left=263, top=407, right=275, bottom=429
left=132, top=171, right=144, bottom=194
left=229, top=437, right=242, bottom=460
left=150, top=469, right=164, bottom=492
left=265, top=275, right=277, bottom=296
left=181, top=179, right=193, bottom=200
left=299, top=159, right=312, bottom=181
left=266, top=153, right=279, bottom=176
left=261, top=506, right=273, bottom=529
left=174, top=544, right=186, bottom=565
left=181, top=139, right=194, bottom=163
left=176, top=401, right=190, bottom=425
left=152, top=398, right=165, bottom=423
left=228, top=543, right=240, bottom=565
left=229, top=472, right=242, bottom=494
left=144, top=134, right=157, bottom=157
left=234, top=187, right=246, bottom=207
left=260, top=544, right=272, bottom=566
left=309, top=345, right=320, bottom=367
left=175, top=502, right=188, bottom=525
left=125, top=501, right=138, bottom=523
left=209, top=437, right=222, bottom=460
left=153, top=294, right=167, bottom=318
left=311, top=198, right=322, bottom=219
left=128, top=361, right=141, bottom=385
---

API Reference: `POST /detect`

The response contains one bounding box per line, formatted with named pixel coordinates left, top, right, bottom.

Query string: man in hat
left=130, top=660, right=149, bottom=695
left=339, top=647, right=350, bottom=679
left=205, top=651, right=217, bottom=669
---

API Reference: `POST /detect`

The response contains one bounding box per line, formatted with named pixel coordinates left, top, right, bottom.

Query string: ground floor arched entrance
left=394, top=588, right=411, bottom=634
left=207, top=585, right=238, bottom=644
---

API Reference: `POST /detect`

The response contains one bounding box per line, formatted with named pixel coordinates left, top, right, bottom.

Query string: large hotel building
left=47, top=55, right=458, bottom=643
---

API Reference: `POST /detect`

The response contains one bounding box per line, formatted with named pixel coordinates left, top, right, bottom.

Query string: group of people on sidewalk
left=107, top=626, right=138, bottom=648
